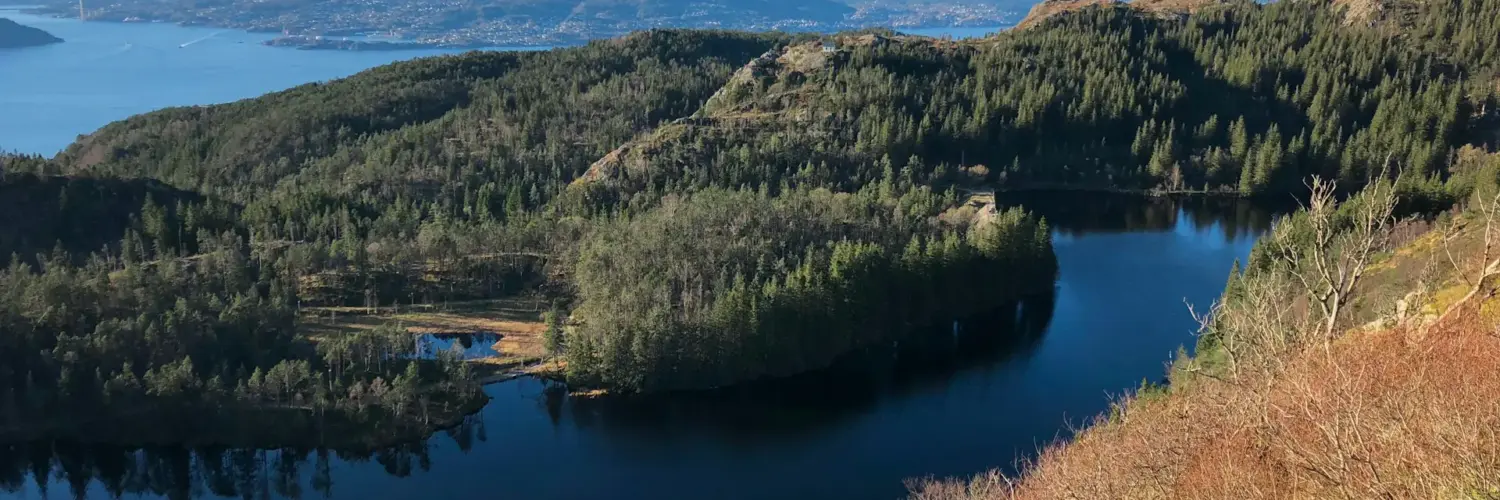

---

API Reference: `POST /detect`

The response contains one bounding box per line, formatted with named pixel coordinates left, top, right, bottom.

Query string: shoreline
left=988, top=183, right=1253, bottom=198
left=0, top=389, right=491, bottom=453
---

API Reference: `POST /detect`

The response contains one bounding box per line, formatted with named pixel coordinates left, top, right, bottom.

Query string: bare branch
left=1440, top=190, right=1500, bottom=323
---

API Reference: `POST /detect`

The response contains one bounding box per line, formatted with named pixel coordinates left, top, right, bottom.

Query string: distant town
left=21, top=0, right=1024, bottom=49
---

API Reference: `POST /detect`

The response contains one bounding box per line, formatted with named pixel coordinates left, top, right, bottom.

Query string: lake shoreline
left=4, top=193, right=1279, bottom=499
left=992, top=183, right=1260, bottom=198
left=0, top=392, right=491, bottom=453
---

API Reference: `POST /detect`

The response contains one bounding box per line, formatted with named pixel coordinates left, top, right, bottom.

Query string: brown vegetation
left=301, top=297, right=549, bottom=362
left=910, top=183, right=1500, bottom=499
left=909, top=312, right=1500, bottom=499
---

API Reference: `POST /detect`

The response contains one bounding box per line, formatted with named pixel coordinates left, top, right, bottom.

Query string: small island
left=0, top=18, right=63, bottom=49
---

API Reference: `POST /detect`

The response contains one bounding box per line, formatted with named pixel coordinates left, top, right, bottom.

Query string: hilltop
left=1015, top=0, right=1389, bottom=30
left=0, top=18, right=62, bottom=48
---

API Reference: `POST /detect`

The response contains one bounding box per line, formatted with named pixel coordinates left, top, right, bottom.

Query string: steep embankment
left=0, top=18, right=62, bottom=49
left=911, top=153, right=1500, bottom=498
left=915, top=312, right=1500, bottom=499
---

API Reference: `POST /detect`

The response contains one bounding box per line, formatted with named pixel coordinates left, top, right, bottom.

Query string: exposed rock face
left=0, top=18, right=63, bottom=49
left=1329, top=0, right=1385, bottom=25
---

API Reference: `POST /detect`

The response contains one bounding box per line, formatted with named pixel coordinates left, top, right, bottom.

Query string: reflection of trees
left=550, top=291, right=1057, bottom=442
left=0, top=415, right=494, bottom=500
left=994, top=191, right=1287, bottom=241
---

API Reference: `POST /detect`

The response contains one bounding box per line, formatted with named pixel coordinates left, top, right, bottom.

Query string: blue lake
left=0, top=193, right=1277, bottom=500
left=0, top=12, right=1264, bottom=500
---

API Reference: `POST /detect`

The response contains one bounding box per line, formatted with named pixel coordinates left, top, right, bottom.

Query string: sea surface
left=0, top=12, right=1007, bottom=157
left=0, top=10, right=539, bottom=156
left=899, top=25, right=1009, bottom=39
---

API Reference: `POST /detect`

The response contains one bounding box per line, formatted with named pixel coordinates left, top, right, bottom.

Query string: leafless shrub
left=1440, top=186, right=1500, bottom=322
left=1270, top=177, right=1397, bottom=344
left=908, top=312, right=1500, bottom=500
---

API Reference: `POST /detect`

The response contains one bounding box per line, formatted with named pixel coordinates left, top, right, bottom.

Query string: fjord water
left=0, top=11, right=1009, bottom=157
left=0, top=10, right=531, bottom=156
left=3, top=194, right=1275, bottom=500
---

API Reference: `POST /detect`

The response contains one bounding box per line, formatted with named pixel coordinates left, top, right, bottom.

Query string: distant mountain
left=0, top=18, right=62, bottom=48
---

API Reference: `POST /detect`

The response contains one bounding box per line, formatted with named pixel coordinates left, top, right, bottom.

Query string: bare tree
left=1189, top=266, right=1311, bottom=380
left=1440, top=187, right=1500, bottom=323
left=1271, top=177, right=1397, bottom=345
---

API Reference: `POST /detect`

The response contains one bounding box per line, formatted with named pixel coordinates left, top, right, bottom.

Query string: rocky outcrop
left=1015, top=0, right=1121, bottom=30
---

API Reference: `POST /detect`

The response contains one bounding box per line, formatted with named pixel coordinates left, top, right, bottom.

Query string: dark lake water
left=0, top=193, right=1279, bottom=500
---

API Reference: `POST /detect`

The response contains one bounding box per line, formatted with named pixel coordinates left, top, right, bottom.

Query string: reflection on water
left=993, top=191, right=1285, bottom=238
left=548, top=296, right=1055, bottom=438
left=2, top=193, right=1285, bottom=500
left=0, top=429, right=479, bottom=499
left=416, top=333, right=501, bottom=360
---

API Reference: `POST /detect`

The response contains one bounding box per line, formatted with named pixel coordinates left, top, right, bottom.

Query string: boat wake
left=178, top=31, right=223, bottom=48
left=85, top=42, right=134, bottom=60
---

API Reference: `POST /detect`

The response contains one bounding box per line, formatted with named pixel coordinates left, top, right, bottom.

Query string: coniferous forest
left=1, top=0, right=1498, bottom=445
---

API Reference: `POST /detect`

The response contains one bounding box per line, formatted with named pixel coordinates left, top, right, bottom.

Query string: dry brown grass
left=300, top=297, right=548, bottom=361
left=909, top=312, right=1500, bottom=499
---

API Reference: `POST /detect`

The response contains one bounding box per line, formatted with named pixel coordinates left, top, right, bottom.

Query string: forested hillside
left=6, top=0, right=1500, bottom=443
left=579, top=0, right=1497, bottom=204
left=567, top=187, right=1055, bottom=391
left=0, top=170, right=216, bottom=264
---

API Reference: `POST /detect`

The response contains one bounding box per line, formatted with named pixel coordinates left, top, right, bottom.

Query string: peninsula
left=0, top=18, right=62, bottom=48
